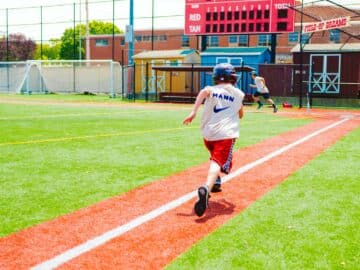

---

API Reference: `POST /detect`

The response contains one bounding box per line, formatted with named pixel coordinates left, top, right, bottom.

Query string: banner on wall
left=302, top=17, right=350, bottom=33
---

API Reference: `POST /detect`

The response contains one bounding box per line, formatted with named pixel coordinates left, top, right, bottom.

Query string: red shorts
left=203, top=138, right=236, bottom=174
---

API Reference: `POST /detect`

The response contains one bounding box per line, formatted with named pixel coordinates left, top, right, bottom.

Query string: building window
left=95, top=39, right=109, bottom=47
left=182, top=35, right=190, bottom=47
left=120, top=38, right=125, bottom=46
left=330, top=29, right=340, bottom=43
left=238, top=35, right=248, bottom=46
left=258, top=34, right=272, bottom=46
left=300, top=33, right=310, bottom=44
left=135, top=35, right=142, bottom=42
left=229, top=35, right=248, bottom=47
left=229, top=35, right=238, bottom=44
left=142, top=35, right=151, bottom=42
left=207, top=36, right=219, bottom=47
left=288, top=32, right=299, bottom=43
left=152, top=35, right=158, bottom=41
left=159, top=35, right=167, bottom=41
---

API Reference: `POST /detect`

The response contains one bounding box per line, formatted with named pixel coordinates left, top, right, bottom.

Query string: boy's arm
left=183, top=88, right=210, bottom=125
left=239, top=106, right=244, bottom=119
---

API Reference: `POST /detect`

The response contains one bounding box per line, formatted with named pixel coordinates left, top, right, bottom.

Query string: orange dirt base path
left=0, top=112, right=359, bottom=269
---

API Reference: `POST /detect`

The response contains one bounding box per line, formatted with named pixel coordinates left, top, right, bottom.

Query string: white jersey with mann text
left=201, top=83, right=244, bottom=141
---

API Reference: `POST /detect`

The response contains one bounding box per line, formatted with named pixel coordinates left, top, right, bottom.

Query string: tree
left=59, top=20, right=122, bottom=60
left=34, top=38, right=61, bottom=60
left=0, top=33, right=36, bottom=61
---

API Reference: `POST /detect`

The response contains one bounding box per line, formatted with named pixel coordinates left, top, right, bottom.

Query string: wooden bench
left=159, top=92, right=197, bottom=103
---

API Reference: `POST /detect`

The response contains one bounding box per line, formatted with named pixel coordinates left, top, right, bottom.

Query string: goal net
left=0, top=62, right=27, bottom=93
left=0, top=60, right=122, bottom=96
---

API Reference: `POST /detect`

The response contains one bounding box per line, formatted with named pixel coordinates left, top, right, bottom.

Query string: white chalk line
left=31, top=117, right=350, bottom=270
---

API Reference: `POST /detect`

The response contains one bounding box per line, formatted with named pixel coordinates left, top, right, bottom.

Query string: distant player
left=250, top=71, right=278, bottom=113
left=183, top=63, right=244, bottom=217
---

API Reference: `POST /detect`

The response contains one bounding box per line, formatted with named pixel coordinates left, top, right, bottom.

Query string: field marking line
left=0, top=118, right=300, bottom=147
left=30, top=117, right=350, bottom=270
left=221, top=117, right=352, bottom=183
left=0, top=106, right=198, bottom=121
left=0, top=126, right=196, bottom=147
left=0, top=110, right=155, bottom=120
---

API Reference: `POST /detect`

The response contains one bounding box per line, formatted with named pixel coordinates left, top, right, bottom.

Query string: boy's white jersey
left=254, top=76, right=269, bottom=93
left=201, top=83, right=244, bottom=141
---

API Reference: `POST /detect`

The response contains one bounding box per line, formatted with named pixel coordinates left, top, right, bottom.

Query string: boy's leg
left=195, top=161, right=220, bottom=217
left=211, top=175, right=222, bottom=192
left=253, top=95, right=263, bottom=109
left=206, top=160, right=221, bottom=192
left=266, top=98, right=278, bottom=113
left=252, top=93, right=263, bottom=109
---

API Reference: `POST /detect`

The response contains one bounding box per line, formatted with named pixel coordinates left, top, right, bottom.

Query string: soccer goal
left=0, top=60, right=122, bottom=97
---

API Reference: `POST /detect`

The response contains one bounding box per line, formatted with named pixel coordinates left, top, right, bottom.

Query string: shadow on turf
left=177, top=199, right=235, bottom=223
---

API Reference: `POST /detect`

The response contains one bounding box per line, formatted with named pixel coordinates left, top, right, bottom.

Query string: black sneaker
left=194, top=186, right=209, bottom=217
left=211, top=176, right=222, bottom=193
left=273, top=106, right=278, bottom=113
left=257, top=103, right=263, bottom=110
left=211, top=183, right=222, bottom=192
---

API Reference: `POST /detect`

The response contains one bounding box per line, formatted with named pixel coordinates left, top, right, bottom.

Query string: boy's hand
left=183, top=112, right=196, bottom=125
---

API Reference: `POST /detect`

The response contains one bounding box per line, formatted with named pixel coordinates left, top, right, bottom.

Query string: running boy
left=183, top=63, right=244, bottom=217
left=250, top=71, right=278, bottom=113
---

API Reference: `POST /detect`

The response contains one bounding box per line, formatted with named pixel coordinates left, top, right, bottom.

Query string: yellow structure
left=132, top=49, right=200, bottom=96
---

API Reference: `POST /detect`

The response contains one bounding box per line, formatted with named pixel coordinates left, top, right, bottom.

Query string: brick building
left=88, top=5, right=359, bottom=65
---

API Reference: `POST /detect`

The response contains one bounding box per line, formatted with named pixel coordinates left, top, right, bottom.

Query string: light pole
left=85, top=0, right=90, bottom=60
left=112, top=0, right=115, bottom=60
left=151, top=0, right=154, bottom=50
left=299, top=0, right=304, bottom=108
left=129, top=0, right=134, bottom=65
left=79, top=0, right=82, bottom=60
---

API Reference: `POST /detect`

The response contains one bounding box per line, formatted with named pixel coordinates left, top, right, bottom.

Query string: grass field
left=0, top=95, right=311, bottom=237
left=0, top=94, right=359, bottom=269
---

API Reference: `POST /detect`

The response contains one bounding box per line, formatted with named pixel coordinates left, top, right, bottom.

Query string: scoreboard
left=185, top=0, right=295, bottom=35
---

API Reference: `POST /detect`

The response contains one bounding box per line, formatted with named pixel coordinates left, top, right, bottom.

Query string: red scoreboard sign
left=185, top=0, right=295, bottom=35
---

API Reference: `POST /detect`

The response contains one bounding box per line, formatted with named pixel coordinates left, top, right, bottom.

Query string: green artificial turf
left=0, top=95, right=310, bottom=236
left=166, top=127, right=360, bottom=270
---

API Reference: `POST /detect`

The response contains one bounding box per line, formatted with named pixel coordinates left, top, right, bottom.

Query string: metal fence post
left=145, top=62, right=149, bottom=101
left=133, top=62, right=136, bottom=102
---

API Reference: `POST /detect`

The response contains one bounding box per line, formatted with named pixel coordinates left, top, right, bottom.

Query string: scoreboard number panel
left=185, top=0, right=295, bottom=35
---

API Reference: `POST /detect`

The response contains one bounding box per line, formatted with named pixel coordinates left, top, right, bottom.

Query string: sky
left=0, top=0, right=185, bottom=41
left=0, top=0, right=358, bottom=41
